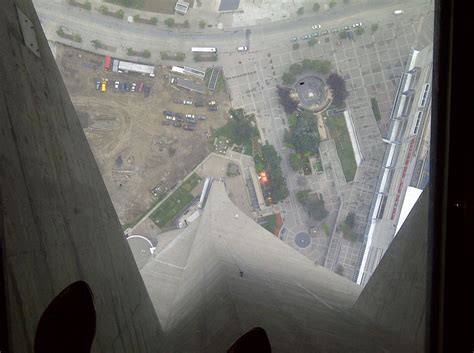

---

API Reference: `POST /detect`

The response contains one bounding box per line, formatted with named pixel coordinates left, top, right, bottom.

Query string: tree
left=262, top=144, right=289, bottom=203
left=345, top=212, right=355, bottom=228
left=277, top=86, right=299, bottom=114
left=282, top=72, right=296, bottom=85
left=73, top=33, right=82, bottom=43
left=329, top=0, right=337, bottom=8
left=313, top=2, right=320, bottom=11
left=289, top=63, right=304, bottom=76
left=143, top=49, right=151, bottom=58
left=355, top=27, right=365, bottom=35
left=99, top=5, right=108, bottom=13
left=296, top=191, right=328, bottom=220
left=335, top=264, right=345, bottom=275
left=287, top=111, right=320, bottom=155
left=339, top=31, right=348, bottom=39
left=151, top=17, right=158, bottom=25
left=133, top=14, right=140, bottom=22
left=308, top=38, right=316, bottom=47
left=127, top=47, right=134, bottom=55
left=183, top=20, right=190, bottom=28
left=116, top=9, right=125, bottom=19
left=371, top=23, right=379, bottom=33
left=164, top=18, right=175, bottom=27
left=199, top=20, right=206, bottom=29
left=327, top=73, right=348, bottom=107
left=91, top=39, right=102, bottom=49
left=292, top=43, right=300, bottom=50
left=289, top=153, right=303, bottom=171
left=297, top=7, right=304, bottom=15
left=56, top=27, right=64, bottom=36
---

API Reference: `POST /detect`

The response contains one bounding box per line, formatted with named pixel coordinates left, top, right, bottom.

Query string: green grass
left=214, top=71, right=226, bottom=93
left=326, top=114, right=357, bottom=182
left=149, top=173, right=201, bottom=226
left=371, top=97, right=382, bottom=121
left=258, top=214, right=277, bottom=233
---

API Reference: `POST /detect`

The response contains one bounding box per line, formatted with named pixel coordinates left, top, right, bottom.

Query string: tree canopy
left=261, top=144, right=289, bottom=203
left=296, top=190, right=329, bottom=220
left=327, top=73, right=348, bottom=107
left=286, top=111, right=320, bottom=154
left=277, top=86, right=299, bottom=114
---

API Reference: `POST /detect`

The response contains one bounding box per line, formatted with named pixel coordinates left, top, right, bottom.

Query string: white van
left=237, top=46, right=248, bottom=52
left=394, top=10, right=404, bottom=14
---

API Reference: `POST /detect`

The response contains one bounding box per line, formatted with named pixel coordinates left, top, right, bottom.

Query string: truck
left=104, top=55, right=112, bottom=71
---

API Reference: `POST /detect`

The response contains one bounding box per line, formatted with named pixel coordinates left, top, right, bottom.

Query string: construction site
left=55, top=44, right=231, bottom=225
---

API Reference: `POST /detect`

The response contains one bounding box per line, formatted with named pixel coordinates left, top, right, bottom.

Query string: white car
left=114, top=81, right=120, bottom=89
left=311, top=24, right=322, bottom=29
left=237, top=46, right=248, bottom=51
left=184, top=100, right=193, bottom=105
left=352, top=22, right=362, bottom=28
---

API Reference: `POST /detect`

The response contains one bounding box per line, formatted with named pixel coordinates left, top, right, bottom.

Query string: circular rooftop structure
left=127, top=235, right=155, bottom=269
left=295, top=75, right=327, bottom=110
left=295, top=232, right=311, bottom=248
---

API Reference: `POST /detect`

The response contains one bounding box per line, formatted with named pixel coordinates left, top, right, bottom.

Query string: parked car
left=131, top=83, right=137, bottom=92
left=196, top=115, right=207, bottom=120
left=119, top=83, right=125, bottom=92
left=100, top=81, right=107, bottom=92
left=321, top=30, right=329, bottom=35
left=311, top=32, right=320, bottom=37
left=124, top=83, right=129, bottom=91
left=208, top=106, right=218, bottom=112
left=331, top=28, right=339, bottom=33
left=183, top=100, right=193, bottom=105
left=182, top=124, right=195, bottom=131
left=237, top=46, right=248, bottom=51
left=352, top=22, right=362, bottom=28
left=114, top=81, right=119, bottom=90
left=208, top=101, right=216, bottom=106
left=302, top=34, right=310, bottom=40
left=163, top=110, right=173, bottom=116
left=95, top=81, right=100, bottom=90
left=342, top=25, right=350, bottom=31
left=185, top=114, right=195, bottom=119
left=290, top=37, right=298, bottom=42
left=138, top=82, right=144, bottom=92
left=173, top=122, right=182, bottom=128
left=165, top=115, right=175, bottom=121
left=144, top=85, right=151, bottom=97
left=311, top=24, right=322, bottom=29
left=194, top=101, right=205, bottom=107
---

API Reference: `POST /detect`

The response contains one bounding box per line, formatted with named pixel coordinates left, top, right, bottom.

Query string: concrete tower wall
left=0, top=1, right=162, bottom=352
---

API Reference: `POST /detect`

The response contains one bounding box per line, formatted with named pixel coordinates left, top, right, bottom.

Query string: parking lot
left=56, top=44, right=230, bottom=226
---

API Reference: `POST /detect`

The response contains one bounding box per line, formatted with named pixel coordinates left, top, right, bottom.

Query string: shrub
left=164, top=18, right=175, bottom=27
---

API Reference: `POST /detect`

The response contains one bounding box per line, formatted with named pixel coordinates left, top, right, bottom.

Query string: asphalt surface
left=33, top=0, right=428, bottom=61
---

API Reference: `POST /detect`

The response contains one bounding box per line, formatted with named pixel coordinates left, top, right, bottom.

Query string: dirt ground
left=56, top=44, right=229, bottom=224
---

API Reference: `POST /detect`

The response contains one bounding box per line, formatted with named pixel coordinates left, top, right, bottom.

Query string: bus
left=191, top=47, right=217, bottom=53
